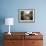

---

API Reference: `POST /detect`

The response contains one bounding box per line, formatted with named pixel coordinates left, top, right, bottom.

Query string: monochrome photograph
left=18, top=9, right=35, bottom=23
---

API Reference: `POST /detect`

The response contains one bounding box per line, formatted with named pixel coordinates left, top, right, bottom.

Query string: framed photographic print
left=18, top=9, right=35, bottom=23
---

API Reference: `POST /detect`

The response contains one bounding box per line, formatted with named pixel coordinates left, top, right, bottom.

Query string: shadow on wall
left=0, top=16, right=5, bottom=46
left=0, top=16, right=5, bottom=32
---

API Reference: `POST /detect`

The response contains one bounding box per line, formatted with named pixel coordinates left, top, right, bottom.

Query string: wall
left=0, top=0, right=46, bottom=32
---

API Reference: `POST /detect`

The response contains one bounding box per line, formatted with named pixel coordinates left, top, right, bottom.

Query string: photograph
left=18, top=9, right=35, bottom=23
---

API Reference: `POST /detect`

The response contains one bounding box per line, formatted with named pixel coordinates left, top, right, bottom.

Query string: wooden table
left=4, top=32, right=43, bottom=46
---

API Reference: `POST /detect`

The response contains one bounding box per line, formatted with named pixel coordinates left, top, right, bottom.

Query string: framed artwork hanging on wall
left=18, top=9, right=35, bottom=23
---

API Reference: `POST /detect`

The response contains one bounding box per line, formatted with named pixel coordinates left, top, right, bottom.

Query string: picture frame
left=18, top=9, right=35, bottom=23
